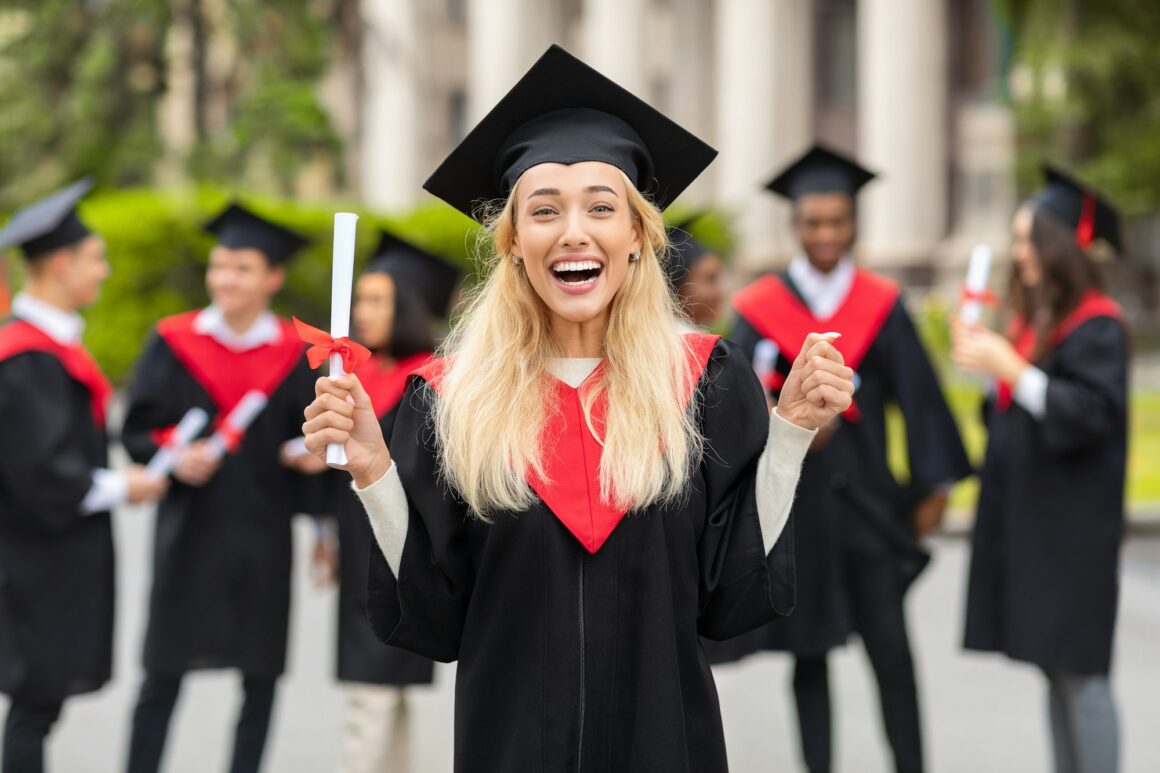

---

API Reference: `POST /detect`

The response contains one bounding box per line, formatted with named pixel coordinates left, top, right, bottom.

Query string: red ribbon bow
left=292, top=317, right=372, bottom=371
left=960, top=286, right=1000, bottom=307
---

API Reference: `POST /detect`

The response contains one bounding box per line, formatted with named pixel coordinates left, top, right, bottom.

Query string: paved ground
left=3, top=511, right=1158, bottom=772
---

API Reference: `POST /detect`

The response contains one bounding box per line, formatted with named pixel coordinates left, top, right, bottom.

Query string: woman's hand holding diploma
left=777, top=332, right=856, bottom=430
left=303, top=374, right=391, bottom=489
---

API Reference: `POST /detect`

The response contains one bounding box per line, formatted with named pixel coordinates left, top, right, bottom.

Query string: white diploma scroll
left=206, top=390, right=269, bottom=460
left=753, top=339, right=780, bottom=391
left=327, top=212, right=359, bottom=467
left=145, top=407, right=209, bottom=479
left=960, top=244, right=993, bottom=325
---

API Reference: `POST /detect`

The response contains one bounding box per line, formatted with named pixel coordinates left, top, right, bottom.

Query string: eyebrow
left=527, top=185, right=620, bottom=199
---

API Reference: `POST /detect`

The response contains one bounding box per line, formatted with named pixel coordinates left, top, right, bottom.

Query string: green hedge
left=5, top=187, right=484, bottom=382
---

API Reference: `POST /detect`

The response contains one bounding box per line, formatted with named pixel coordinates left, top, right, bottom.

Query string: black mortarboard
left=765, top=144, right=877, bottom=201
left=1032, top=165, right=1122, bottom=253
left=204, top=203, right=309, bottom=265
left=665, top=211, right=714, bottom=291
left=366, top=230, right=462, bottom=318
left=423, top=44, right=717, bottom=221
left=0, top=179, right=94, bottom=260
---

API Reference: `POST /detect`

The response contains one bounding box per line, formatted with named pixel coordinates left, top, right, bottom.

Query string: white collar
left=193, top=305, right=282, bottom=351
left=548, top=357, right=603, bottom=389
left=11, top=293, right=85, bottom=345
left=787, top=254, right=856, bottom=321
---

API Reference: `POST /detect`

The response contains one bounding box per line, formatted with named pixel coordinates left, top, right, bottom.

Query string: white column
left=582, top=0, right=646, bottom=95
left=857, top=0, right=948, bottom=267
left=360, top=0, right=421, bottom=209
left=466, top=0, right=564, bottom=123
left=714, top=0, right=813, bottom=270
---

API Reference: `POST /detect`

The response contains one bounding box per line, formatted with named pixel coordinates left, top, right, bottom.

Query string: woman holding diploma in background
left=302, top=46, right=855, bottom=773
left=954, top=166, right=1128, bottom=773
left=312, top=230, right=460, bottom=773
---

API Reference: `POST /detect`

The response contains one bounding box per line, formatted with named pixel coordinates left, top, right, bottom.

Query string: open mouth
left=550, top=259, right=604, bottom=286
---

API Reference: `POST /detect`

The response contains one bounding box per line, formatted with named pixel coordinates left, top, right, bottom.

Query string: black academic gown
left=333, top=353, right=435, bottom=686
left=0, top=321, right=115, bottom=702
left=366, top=337, right=795, bottom=773
left=122, top=315, right=323, bottom=680
left=714, top=271, right=971, bottom=659
left=964, top=312, right=1127, bottom=676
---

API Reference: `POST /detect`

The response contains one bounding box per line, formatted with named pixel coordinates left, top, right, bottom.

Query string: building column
left=582, top=0, right=646, bottom=95
left=466, top=0, right=565, bottom=123
left=857, top=0, right=948, bottom=268
left=359, top=0, right=421, bottom=209
left=713, top=0, right=812, bottom=270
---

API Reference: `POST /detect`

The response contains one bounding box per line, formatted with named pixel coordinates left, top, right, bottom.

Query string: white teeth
left=552, top=260, right=602, bottom=273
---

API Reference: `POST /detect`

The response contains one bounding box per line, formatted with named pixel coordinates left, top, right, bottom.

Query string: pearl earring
left=511, top=255, right=523, bottom=265
left=629, top=250, right=641, bottom=262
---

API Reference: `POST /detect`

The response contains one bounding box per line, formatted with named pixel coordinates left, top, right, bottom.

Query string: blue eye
left=532, top=207, right=556, bottom=216
left=592, top=204, right=614, bottom=214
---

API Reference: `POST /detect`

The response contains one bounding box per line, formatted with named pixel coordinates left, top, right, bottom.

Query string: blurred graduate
left=719, top=145, right=971, bottom=773
left=311, top=229, right=460, bottom=773
left=666, top=213, right=726, bottom=333
left=954, top=167, right=1128, bottom=773
left=120, top=204, right=327, bottom=773
left=0, top=182, right=167, bottom=773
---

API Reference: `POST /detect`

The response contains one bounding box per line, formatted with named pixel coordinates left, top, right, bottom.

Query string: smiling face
left=510, top=161, right=642, bottom=329
left=205, top=245, right=284, bottom=319
left=794, top=192, right=856, bottom=273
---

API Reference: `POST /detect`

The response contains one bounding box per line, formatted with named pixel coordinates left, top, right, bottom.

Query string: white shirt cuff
left=1013, top=365, right=1049, bottom=420
left=756, top=410, right=816, bottom=554
left=354, top=462, right=410, bottom=576
left=81, top=468, right=129, bottom=515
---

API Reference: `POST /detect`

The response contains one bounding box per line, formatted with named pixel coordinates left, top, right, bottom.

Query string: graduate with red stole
left=717, top=145, right=971, bottom=773
left=120, top=203, right=327, bottom=773
left=954, top=167, right=1128, bottom=773
left=0, top=181, right=168, bottom=773
left=311, top=230, right=460, bottom=773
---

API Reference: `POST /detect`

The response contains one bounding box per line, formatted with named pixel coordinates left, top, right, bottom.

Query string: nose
left=558, top=210, right=590, bottom=249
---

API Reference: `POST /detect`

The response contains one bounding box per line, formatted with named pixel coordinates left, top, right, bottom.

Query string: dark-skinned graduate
left=954, top=166, right=1128, bottom=773
left=0, top=181, right=167, bottom=773
left=717, top=145, right=972, bottom=773
left=310, top=230, right=461, bottom=773
left=300, top=45, right=861, bottom=773
left=120, top=204, right=328, bottom=773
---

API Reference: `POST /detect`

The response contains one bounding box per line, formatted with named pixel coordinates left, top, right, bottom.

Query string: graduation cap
left=1032, top=165, right=1122, bottom=254
left=365, top=230, right=462, bottom=318
left=423, top=44, right=717, bottom=221
left=0, top=178, right=94, bottom=260
left=765, top=144, right=877, bottom=201
left=665, top=211, right=715, bottom=291
left=204, top=203, right=309, bottom=265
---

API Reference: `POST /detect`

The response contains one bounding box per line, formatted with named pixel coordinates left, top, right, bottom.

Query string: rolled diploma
left=206, top=390, right=268, bottom=460
left=327, top=212, right=359, bottom=466
left=145, top=407, right=209, bottom=478
left=960, top=244, right=993, bottom=325
left=753, top=339, right=780, bottom=390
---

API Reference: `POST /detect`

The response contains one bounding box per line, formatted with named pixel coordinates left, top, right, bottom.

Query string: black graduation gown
left=964, top=313, right=1127, bottom=675
left=122, top=314, right=323, bottom=679
left=366, top=337, right=795, bottom=773
left=713, top=271, right=971, bottom=659
left=332, top=354, right=435, bottom=686
left=0, top=321, right=115, bottom=702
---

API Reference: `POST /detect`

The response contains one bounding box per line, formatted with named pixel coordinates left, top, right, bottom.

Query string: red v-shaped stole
left=0, top=320, right=113, bottom=429
left=732, top=269, right=899, bottom=422
left=414, top=333, right=720, bottom=553
left=156, top=311, right=306, bottom=419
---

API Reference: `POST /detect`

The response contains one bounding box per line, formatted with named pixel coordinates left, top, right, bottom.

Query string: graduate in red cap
left=302, top=45, right=857, bottom=772
left=718, top=144, right=972, bottom=773
left=120, top=203, right=327, bottom=773
left=954, top=166, right=1128, bottom=773
left=0, top=181, right=168, bottom=773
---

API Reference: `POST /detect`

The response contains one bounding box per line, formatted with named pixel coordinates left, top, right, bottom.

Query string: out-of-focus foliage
left=997, top=0, right=1160, bottom=214
left=0, top=0, right=350, bottom=210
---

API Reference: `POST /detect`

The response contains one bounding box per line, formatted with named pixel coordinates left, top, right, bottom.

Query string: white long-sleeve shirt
left=354, top=357, right=815, bottom=575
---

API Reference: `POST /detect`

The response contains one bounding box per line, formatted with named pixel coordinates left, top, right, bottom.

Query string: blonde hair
left=430, top=171, right=703, bottom=518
